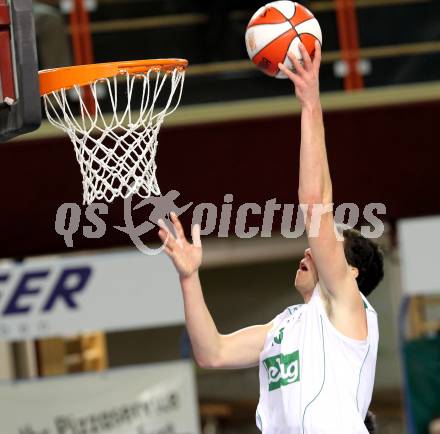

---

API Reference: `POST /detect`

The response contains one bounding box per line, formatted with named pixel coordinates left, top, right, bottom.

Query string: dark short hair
left=342, top=228, right=384, bottom=297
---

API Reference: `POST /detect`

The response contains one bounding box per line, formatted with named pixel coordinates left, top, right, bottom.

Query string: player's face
left=294, top=248, right=318, bottom=295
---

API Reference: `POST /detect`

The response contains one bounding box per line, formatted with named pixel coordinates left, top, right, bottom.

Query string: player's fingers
left=158, top=218, right=175, bottom=240
left=313, top=40, right=322, bottom=72
left=158, top=228, right=170, bottom=245
left=170, top=212, right=187, bottom=242
left=191, top=224, right=202, bottom=248
left=158, top=231, right=173, bottom=257
left=163, top=245, right=173, bottom=256
left=278, top=63, right=299, bottom=83
left=278, top=62, right=293, bottom=78
left=287, top=51, right=306, bottom=78
left=299, top=42, right=312, bottom=71
left=278, top=63, right=306, bottom=88
left=158, top=225, right=177, bottom=250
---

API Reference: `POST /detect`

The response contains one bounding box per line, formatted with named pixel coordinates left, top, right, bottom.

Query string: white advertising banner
left=0, top=250, right=183, bottom=341
left=398, top=216, right=440, bottom=295
left=0, top=360, right=200, bottom=434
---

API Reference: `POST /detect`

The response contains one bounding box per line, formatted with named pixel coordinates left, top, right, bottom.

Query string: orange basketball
left=245, top=1, right=322, bottom=78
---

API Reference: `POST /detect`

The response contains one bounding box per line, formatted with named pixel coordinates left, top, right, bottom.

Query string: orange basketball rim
left=39, top=58, right=188, bottom=95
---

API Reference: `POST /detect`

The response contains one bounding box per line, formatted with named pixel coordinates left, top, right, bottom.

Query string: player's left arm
left=279, top=42, right=367, bottom=340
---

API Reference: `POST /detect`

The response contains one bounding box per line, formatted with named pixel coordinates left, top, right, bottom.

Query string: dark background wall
left=2, top=99, right=438, bottom=258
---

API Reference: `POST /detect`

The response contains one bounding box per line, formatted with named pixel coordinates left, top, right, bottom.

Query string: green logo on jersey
left=273, top=327, right=285, bottom=345
left=263, top=350, right=300, bottom=391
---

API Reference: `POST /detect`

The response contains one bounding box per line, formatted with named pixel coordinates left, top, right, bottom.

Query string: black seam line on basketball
left=277, top=34, right=303, bottom=77
left=247, top=17, right=287, bottom=30
left=277, top=7, right=291, bottom=21
left=252, top=27, right=297, bottom=61
left=276, top=33, right=305, bottom=77
left=288, top=16, right=314, bottom=33
left=249, top=6, right=292, bottom=26
left=297, top=32, right=322, bottom=45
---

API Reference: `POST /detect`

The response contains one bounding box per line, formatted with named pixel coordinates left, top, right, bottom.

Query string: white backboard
left=398, top=216, right=440, bottom=295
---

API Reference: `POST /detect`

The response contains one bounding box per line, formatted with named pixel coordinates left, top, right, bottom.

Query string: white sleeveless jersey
left=256, top=285, right=378, bottom=434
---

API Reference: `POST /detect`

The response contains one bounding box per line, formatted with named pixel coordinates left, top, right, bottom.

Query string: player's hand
left=158, top=212, right=202, bottom=279
left=278, top=40, right=321, bottom=109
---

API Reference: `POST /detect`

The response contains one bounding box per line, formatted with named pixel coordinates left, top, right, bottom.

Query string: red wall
left=0, top=99, right=438, bottom=258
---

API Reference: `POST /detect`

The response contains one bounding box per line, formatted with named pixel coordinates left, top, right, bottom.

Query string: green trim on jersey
left=301, top=316, right=326, bottom=434
left=356, top=343, right=371, bottom=411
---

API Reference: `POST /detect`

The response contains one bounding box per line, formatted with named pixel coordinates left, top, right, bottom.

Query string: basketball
left=245, top=1, right=322, bottom=78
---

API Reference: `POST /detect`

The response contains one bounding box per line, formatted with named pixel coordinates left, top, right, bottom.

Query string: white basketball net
left=42, top=68, right=185, bottom=204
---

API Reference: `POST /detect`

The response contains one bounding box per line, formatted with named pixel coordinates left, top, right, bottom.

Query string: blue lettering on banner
left=3, top=271, right=49, bottom=315
left=0, top=273, right=9, bottom=300
left=42, top=267, right=92, bottom=312
left=1, top=267, right=92, bottom=316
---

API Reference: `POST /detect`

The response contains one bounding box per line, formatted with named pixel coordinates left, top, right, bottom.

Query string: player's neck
left=298, top=287, right=314, bottom=304
left=302, top=292, right=313, bottom=304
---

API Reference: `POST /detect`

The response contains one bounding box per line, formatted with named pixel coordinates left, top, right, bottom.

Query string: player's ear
left=350, top=266, right=359, bottom=279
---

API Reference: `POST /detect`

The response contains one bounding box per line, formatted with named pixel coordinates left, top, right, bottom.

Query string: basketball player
left=158, top=41, right=384, bottom=434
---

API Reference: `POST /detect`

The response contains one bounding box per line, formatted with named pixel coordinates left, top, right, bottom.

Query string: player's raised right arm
left=158, top=213, right=271, bottom=369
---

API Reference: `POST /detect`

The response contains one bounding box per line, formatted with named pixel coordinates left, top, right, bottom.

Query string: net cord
left=43, top=68, right=185, bottom=204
